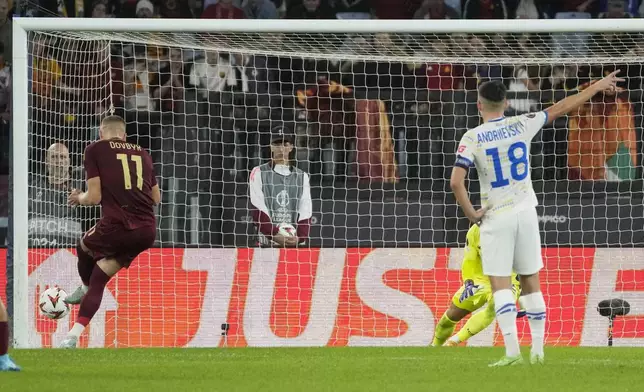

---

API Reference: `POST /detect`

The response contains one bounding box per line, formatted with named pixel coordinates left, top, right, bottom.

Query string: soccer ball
left=277, top=223, right=296, bottom=237
left=38, top=287, right=70, bottom=320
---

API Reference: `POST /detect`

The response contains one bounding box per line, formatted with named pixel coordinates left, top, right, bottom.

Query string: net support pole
left=11, top=21, right=30, bottom=348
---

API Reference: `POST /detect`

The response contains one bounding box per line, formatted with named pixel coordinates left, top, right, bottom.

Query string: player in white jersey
left=451, top=72, right=623, bottom=367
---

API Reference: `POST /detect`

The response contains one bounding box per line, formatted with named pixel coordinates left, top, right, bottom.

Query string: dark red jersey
left=83, top=139, right=157, bottom=229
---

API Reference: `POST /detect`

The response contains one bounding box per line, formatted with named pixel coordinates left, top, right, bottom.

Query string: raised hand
left=594, top=70, right=625, bottom=94
left=273, top=234, right=299, bottom=248
left=68, top=189, right=82, bottom=206
left=459, top=280, right=481, bottom=303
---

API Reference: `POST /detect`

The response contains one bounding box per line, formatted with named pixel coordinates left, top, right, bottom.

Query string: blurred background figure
left=202, top=0, right=245, bottom=18
left=28, top=143, right=91, bottom=247
left=243, top=0, right=279, bottom=18
left=136, top=0, right=156, bottom=18
left=45, top=143, right=72, bottom=187
left=414, top=0, right=459, bottom=19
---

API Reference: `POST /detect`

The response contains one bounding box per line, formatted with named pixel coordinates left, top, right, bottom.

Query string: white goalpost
left=10, top=17, right=644, bottom=348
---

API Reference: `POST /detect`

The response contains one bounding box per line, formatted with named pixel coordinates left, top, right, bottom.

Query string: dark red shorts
left=82, top=219, right=156, bottom=268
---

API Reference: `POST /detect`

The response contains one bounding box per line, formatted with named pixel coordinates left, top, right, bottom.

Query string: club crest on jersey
left=276, top=190, right=290, bottom=208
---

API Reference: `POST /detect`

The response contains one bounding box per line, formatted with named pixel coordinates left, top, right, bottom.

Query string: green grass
left=2, top=347, right=643, bottom=391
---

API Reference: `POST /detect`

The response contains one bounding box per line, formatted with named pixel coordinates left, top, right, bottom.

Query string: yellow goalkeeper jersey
left=461, top=224, right=519, bottom=286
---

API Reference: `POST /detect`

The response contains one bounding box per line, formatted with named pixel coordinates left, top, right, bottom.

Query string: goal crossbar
left=13, top=17, right=644, bottom=34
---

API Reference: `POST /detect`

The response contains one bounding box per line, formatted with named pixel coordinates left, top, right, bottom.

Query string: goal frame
left=10, top=17, right=644, bottom=348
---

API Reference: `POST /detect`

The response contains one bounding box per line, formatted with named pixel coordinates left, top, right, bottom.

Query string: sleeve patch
left=455, top=155, right=474, bottom=168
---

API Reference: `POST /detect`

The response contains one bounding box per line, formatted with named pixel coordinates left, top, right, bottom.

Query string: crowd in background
left=0, top=0, right=643, bottom=246
left=1, top=0, right=643, bottom=179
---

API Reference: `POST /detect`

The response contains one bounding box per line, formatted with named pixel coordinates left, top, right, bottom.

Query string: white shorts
left=479, top=207, right=543, bottom=277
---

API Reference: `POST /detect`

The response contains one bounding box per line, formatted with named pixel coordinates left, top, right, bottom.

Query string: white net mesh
left=22, top=27, right=644, bottom=348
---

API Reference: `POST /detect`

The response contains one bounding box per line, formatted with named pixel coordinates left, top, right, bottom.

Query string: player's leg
left=432, top=304, right=470, bottom=347
left=60, top=258, right=121, bottom=348
left=514, top=208, right=546, bottom=364
left=481, top=214, right=523, bottom=366
left=65, top=238, right=96, bottom=305
left=0, top=301, right=20, bottom=371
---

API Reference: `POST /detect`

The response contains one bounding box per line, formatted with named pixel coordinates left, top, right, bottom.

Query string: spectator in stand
left=604, top=0, right=639, bottom=15
left=286, top=0, right=336, bottom=19
left=625, top=36, right=644, bottom=91
left=203, top=0, right=243, bottom=9
left=551, top=0, right=596, bottom=58
left=463, top=35, right=502, bottom=90
left=0, top=0, right=11, bottom=60
left=60, top=39, right=111, bottom=119
left=334, top=0, right=372, bottom=19
left=551, top=0, right=599, bottom=17
left=32, top=36, right=64, bottom=109
left=507, top=65, right=541, bottom=114
left=599, top=0, right=632, bottom=17
left=514, top=0, right=548, bottom=18
left=462, top=0, right=508, bottom=19
left=90, top=1, right=114, bottom=17
left=414, top=0, right=459, bottom=19
left=188, top=51, right=237, bottom=99
left=123, top=56, right=159, bottom=112
left=136, top=0, right=157, bottom=18
left=202, top=0, right=245, bottom=18
left=243, top=0, right=279, bottom=18
left=425, top=37, right=464, bottom=91
left=156, top=48, right=188, bottom=112
left=42, top=0, right=87, bottom=16
left=158, top=0, right=195, bottom=17
left=373, top=0, right=425, bottom=18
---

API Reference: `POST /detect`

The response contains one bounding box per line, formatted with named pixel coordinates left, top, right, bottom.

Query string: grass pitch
left=2, top=347, right=643, bottom=391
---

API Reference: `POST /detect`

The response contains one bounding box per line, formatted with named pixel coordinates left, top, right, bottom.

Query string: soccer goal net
left=9, top=18, right=644, bottom=348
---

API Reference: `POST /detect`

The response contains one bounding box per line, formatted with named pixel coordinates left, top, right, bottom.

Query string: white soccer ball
left=38, top=287, right=70, bottom=320
left=277, top=223, right=296, bottom=237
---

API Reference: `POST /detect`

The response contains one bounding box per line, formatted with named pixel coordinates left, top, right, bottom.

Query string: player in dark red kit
left=0, top=301, right=20, bottom=371
left=60, top=115, right=160, bottom=348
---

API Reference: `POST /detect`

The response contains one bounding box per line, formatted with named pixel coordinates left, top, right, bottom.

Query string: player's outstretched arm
left=544, top=70, right=624, bottom=124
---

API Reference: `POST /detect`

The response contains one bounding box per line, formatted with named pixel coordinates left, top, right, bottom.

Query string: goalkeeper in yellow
left=432, top=224, right=523, bottom=347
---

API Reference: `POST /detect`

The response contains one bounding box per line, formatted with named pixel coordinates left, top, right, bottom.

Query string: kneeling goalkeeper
left=432, top=224, right=524, bottom=346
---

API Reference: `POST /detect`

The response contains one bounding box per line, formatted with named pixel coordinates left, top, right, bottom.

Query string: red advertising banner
left=1, top=247, right=643, bottom=348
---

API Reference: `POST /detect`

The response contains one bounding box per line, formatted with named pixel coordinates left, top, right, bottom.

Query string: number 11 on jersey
left=117, top=153, right=143, bottom=190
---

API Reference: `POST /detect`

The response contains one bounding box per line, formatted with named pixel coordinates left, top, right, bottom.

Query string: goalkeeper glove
left=459, top=280, right=481, bottom=303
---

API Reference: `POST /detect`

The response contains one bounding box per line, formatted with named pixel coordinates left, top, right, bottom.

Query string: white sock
left=521, top=292, right=546, bottom=356
left=67, top=323, right=85, bottom=339
left=493, top=289, right=520, bottom=357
